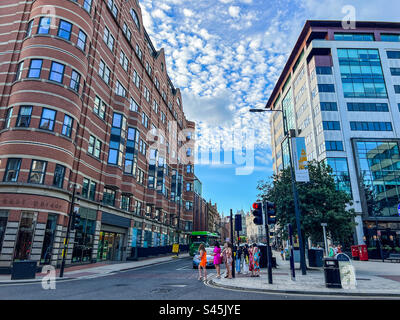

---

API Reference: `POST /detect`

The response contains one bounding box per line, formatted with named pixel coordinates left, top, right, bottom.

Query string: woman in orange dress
left=198, top=243, right=207, bottom=281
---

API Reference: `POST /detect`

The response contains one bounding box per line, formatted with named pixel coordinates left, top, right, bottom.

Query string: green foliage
left=257, top=160, right=357, bottom=247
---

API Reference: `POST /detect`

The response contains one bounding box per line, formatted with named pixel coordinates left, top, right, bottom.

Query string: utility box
left=11, top=261, right=37, bottom=280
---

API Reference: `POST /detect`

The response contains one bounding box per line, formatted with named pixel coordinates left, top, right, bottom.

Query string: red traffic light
left=253, top=202, right=261, bottom=209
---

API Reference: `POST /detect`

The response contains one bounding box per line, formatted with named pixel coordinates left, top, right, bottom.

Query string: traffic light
left=252, top=202, right=263, bottom=225
left=71, top=212, right=82, bottom=231
left=266, top=201, right=276, bottom=225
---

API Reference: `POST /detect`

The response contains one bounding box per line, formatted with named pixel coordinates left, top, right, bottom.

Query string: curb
left=208, top=279, right=400, bottom=298
left=0, top=277, right=72, bottom=285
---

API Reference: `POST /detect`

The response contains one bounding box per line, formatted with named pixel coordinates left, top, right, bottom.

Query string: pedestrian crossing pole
left=230, top=209, right=235, bottom=278
left=263, top=201, right=273, bottom=284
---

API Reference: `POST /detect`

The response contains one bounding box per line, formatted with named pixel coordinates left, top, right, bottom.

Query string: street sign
left=321, top=223, right=327, bottom=227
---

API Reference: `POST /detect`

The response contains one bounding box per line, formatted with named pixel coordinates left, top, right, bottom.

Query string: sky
left=139, top=0, right=400, bottom=216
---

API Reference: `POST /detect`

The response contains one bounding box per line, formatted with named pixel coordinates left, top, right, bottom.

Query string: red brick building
left=0, top=0, right=196, bottom=272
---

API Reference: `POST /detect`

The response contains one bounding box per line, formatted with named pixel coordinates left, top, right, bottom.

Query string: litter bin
left=351, top=245, right=359, bottom=260
left=323, top=258, right=342, bottom=288
left=11, top=260, right=37, bottom=280
left=308, top=249, right=324, bottom=267
left=358, top=245, right=368, bottom=261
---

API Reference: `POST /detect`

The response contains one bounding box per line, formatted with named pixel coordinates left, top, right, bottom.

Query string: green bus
left=189, top=231, right=219, bottom=256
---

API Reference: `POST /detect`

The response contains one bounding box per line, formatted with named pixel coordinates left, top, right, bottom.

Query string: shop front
left=97, top=212, right=130, bottom=262
left=364, top=221, right=400, bottom=258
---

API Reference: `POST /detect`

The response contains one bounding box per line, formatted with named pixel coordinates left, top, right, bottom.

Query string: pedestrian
left=280, top=246, right=284, bottom=260
left=242, top=244, right=249, bottom=274
left=248, top=244, right=255, bottom=277
left=337, top=244, right=343, bottom=254
left=221, top=242, right=228, bottom=278
left=252, top=245, right=260, bottom=277
left=212, top=241, right=222, bottom=279
left=236, top=245, right=242, bottom=274
left=328, top=244, right=336, bottom=257
left=198, top=243, right=207, bottom=281
left=226, top=242, right=233, bottom=279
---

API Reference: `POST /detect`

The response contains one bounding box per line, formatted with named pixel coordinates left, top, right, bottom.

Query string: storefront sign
left=1, top=198, right=62, bottom=209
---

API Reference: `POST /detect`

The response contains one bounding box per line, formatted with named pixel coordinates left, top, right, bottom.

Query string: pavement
left=0, top=253, right=190, bottom=284
left=208, top=251, right=400, bottom=297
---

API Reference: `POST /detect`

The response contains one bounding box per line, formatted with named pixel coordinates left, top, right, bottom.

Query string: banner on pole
left=291, top=137, right=310, bottom=182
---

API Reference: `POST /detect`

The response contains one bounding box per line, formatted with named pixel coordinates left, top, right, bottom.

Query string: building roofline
left=265, top=20, right=400, bottom=110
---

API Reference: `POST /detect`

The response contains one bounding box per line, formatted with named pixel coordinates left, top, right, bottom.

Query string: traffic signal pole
left=230, top=209, right=235, bottom=278
left=263, top=202, right=273, bottom=284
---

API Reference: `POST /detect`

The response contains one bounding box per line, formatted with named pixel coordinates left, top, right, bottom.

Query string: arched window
left=130, top=9, right=140, bottom=30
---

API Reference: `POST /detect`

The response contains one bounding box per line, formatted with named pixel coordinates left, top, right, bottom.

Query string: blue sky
left=140, top=0, right=400, bottom=216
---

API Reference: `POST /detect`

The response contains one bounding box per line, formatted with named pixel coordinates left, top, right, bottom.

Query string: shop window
left=14, top=212, right=37, bottom=261
left=40, top=214, right=57, bottom=265
left=71, top=218, right=95, bottom=263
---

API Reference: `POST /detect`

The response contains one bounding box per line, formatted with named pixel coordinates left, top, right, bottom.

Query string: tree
left=257, top=160, right=357, bottom=248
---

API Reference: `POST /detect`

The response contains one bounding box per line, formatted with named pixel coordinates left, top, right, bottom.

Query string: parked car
left=192, top=247, right=215, bottom=269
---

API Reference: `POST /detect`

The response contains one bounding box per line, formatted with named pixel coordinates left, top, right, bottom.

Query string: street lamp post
left=60, top=183, right=78, bottom=278
left=250, top=108, right=307, bottom=275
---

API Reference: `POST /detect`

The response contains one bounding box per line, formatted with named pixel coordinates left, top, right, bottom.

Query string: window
left=0, top=211, right=8, bottom=254
left=134, top=201, right=142, bottom=216
left=318, top=84, right=335, bottom=93
left=152, top=100, right=159, bottom=113
left=139, top=139, right=147, bottom=155
left=119, top=51, right=129, bottom=71
left=62, top=114, right=73, bottom=137
left=15, top=61, right=24, bottom=81
left=135, top=44, right=143, bottom=60
left=99, top=60, right=111, bottom=84
left=144, top=86, right=150, bottom=102
left=381, top=34, right=400, bottom=42
left=387, top=51, right=400, bottom=59
left=130, top=9, right=140, bottom=30
left=325, top=141, right=344, bottom=151
left=3, top=158, right=21, bottom=182
left=350, top=121, right=393, bottom=131
left=136, top=168, right=144, bottom=185
left=37, top=17, right=51, bottom=34
left=4, top=107, right=13, bottom=129
left=108, top=113, right=126, bottom=166
left=133, top=70, right=140, bottom=88
left=82, top=178, right=96, bottom=201
left=53, top=164, right=65, bottom=188
left=77, top=30, right=87, bottom=51
left=334, top=33, right=374, bottom=41
left=16, top=106, right=32, bottom=127
left=94, top=96, right=106, bottom=120
left=107, top=0, right=118, bottom=18
left=57, top=20, right=72, bottom=40
left=121, top=195, right=130, bottom=211
left=130, top=97, right=139, bottom=112
left=124, top=127, right=139, bottom=175
left=123, top=23, right=131, bottom=41
left=338, top=49, right=387, bottom=98
left=325, top=158, right=351, bottom=194
left=395, top=85, right=400, bottom=94
left=49, top=62, right=65, bottom=83
left=115, top=80, right=127, bottom=97
left=316, top=66, right=332, bottom=75
left=70, top=70, right=81, bottom=92
left=26, top=20, right=33, bottom=37
left=145, top=62, right=152, bottom=77
left=320, top=102, right=338, bottom=111
left=322, top=121, right=341, bottom=130
left=40, top=213, right=57, bottom=265
left=103, top=188, right=116, bottom=206
left=83, top=0, right=92, bottom=13
left=28, top=59, right=42, bottom=78
left=28, top=160, right=47, bottom=184
left=186, top=183, right=192, bottom=192
left=187, top=165, right=193, bottom=174
left=39, top=108, right=56, bottom=131
left=347, top=103, right=388, bottom=112
left=103, top=27, right=114, bottom=52
left=185, top=201, right=193, bottom=211
left=141, top=112, right=149, bottom=128
left=14, top=212, right=37, bottom=261
left=88, top=135, right=101, bottom=158
left=391, top=68, right=400, bottom=76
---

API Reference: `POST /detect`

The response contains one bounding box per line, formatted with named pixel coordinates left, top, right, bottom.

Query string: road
left=0, top=257, right=386, bottom=300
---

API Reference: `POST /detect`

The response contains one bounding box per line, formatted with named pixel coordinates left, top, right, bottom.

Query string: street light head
left=249, top=109, right=267, bottom=113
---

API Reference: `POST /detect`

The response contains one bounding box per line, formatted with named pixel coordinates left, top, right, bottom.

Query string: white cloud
left=228, top=6, right=241, bottom=18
